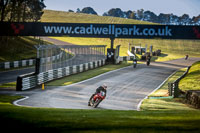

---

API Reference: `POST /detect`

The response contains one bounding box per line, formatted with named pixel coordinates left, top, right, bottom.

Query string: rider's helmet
left=102, top=84, right=107, bottom=89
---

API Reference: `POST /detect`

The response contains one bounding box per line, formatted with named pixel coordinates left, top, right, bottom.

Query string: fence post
left=168, top=83, right=173, bottom=96
left=35, top=58, right=40, bottom=74
left=173, top=82, right=179, bottom=98
left=16, top=76, right=23, bottom=91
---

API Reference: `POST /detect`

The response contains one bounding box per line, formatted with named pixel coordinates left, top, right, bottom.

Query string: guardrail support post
left=16, top=76, right=22, bottom=91
left=110, top=37, right=114, bottom=50
left=168, top=83, right=173, bottom=96
left=35, top=58, right=40, bottom=74
left=173, top=82, right=179, bottom=98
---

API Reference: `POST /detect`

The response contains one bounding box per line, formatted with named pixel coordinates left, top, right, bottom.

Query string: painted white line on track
left=136, top=70, right=178, bottom=111
left=13, top=96, right=30, bottom=107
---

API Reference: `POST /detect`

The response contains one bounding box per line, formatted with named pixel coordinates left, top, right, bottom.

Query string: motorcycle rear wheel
left=94, top=99, right=102, bottom=108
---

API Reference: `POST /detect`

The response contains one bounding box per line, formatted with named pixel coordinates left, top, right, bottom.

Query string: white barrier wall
left=17, top=59, right=106, bottom=91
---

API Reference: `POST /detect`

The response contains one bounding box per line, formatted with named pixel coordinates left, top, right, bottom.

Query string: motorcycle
left=89, top=91, right=106, bottom=108
left=133, top=60, right=137, bottom=68
left=146, top=57, right=151, bottom=66
left=147, top=60, right=150, bottom=66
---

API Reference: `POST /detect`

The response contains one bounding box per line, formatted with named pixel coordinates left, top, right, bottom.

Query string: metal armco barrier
left=0, top=59, right=35, bottom=69
left=168, top=66, right=191, bottom=98
left=16, top=59, right=105, bottom=91
left=16, top=72, right=36, bottom=91
left=168, top=82, right=179, bottom=98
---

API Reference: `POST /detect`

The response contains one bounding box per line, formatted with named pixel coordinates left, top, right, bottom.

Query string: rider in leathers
left=88, top=84, right=107, bottom=106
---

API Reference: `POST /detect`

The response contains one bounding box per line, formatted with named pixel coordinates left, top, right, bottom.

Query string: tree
left=129, top=11, right=136, bottom=19
left=0, top=0, right=9, bottom=22
left=158, top=13, right=171, bottom=24
left=107, top=8, right=124, bottom=18
left=0, top=0, right=46, bottom=22
left=102, top=12, right=108, bottom=16
left=81, top=7, right=97, bottom=15
left=180, top=14, right=191, bottom=25
left=76, top=8, right=81, bottom=13
left=28, top=0, right=46, bottom=22
left=124, top=10, right=132, bottom=18
left=136, top=9, right=144, bottom=20
left=143, top=10, right=158, bottom=22
left=170, top=14, right=180, bottom=25
left=192, top=15, right=200, bottom=25
left=68, top=9, right=74, bottom=12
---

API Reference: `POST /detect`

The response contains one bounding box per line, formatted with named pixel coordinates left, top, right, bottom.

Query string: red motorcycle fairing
left=89, top=91, right=106, bottom=108
left=93, top=92, right=105, bottom=101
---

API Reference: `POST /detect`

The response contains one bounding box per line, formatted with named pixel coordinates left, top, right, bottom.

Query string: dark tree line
left=69, top=7, right=200, bottom=25
left=70, top=7, right=98, bottom=15
left=0, top=0, right=46, bottom=22
left=103, top=8, right=200, bottom=25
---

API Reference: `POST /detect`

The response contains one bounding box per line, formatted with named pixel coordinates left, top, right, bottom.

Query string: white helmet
left=102, top=84, right=107, bottom=89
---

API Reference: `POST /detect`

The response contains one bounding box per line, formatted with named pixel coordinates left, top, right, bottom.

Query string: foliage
left=0, top=0, right=46, bottom=22
left=0, top=36, right=50, bottom=62
left=103, top=8, right=200, bottom=25
left=179, top=61, right=200, bottom=91
left=81, top=7, right=98, bottom=15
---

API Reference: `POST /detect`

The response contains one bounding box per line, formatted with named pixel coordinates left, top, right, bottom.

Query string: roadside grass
left=46, top=62, right=132, bottom=86
left=179, top=61, right=200, bottom=91
left=0, top=81, right=16, bottom=90
left=41, top=9, right=154, bottom=24
left=0, top=94, right=200, bottom=132
left=0, top=36, right=51, bottom=62
left=140, top=67, right=196, bottom=111
left=141, top=61, right=200, bottom=111
left=141, top=98, right=197, bottom=111
left=151, top=53, right=184, bottom=62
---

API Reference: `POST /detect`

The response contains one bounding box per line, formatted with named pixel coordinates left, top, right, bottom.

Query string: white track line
left=13, top=96, right=30, bottom=107
left=136, top=70, right=177, bottom=111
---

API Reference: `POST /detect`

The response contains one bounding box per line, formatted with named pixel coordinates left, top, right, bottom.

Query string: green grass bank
left=179, top=61, right=200, bottom=91
left=0, top=94, right=200, bottom=132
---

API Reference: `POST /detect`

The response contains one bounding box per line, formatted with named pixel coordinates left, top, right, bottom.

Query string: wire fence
left=36, top=45, right=106, bottom=73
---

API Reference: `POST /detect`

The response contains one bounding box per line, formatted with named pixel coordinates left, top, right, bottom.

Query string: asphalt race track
left=14, top=57, right=200, bottom=110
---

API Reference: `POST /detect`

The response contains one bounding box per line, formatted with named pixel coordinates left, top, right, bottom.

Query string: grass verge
left=179, top=61, right=200, bottom=91
left=0, top=94, right=200, bottom=132
left=141, top=61, right=200, bottom=111
left=0, top=82, right=16, bottom=90
left=0, top=36, right=52, bottom=62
